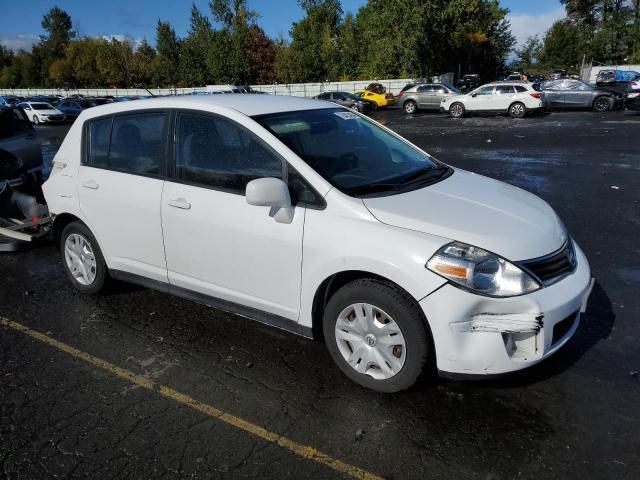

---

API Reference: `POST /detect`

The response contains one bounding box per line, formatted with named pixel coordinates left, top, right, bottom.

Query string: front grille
left=552, top=311, right=578, bottom=345
left=520, top=240, right=576, bottom=285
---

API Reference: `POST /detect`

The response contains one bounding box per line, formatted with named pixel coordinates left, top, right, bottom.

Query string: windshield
left=254, top=108, right=450, bottom=197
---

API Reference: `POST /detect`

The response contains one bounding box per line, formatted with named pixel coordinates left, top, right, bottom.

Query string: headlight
left=426, top=241, right=541, bottom=297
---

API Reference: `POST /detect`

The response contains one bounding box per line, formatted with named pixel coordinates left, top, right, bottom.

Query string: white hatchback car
left=441, top=82, right=542, bottom=118
left=43, top=95, right=592, bottom=392
left=17, top=101, right=66, bottom=124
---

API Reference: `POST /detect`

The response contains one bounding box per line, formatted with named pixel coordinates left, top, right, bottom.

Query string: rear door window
left=85, top=112, right=167, bottom=176
left=495, top=85, right=515, bottom=95
left=87, top=117, right=112, bottom=167
left=109, top=114, right=165, bottom=176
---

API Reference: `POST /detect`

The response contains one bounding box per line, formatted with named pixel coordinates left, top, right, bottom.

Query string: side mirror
left=246, top=177, right=294, bottom=224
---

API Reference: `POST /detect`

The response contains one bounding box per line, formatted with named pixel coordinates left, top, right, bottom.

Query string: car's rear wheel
left=403, top=100, right=417, bottom=114
left=323, top=279, right=431, bottom=392
left=509, top=102, right=526, bottom=118
left=60, top=222, right=109, bottom=294
left=593, top=96, right=611, bottom=112
left=449, top=102, right=465, bottom=118
left=33, top=115, right=39, bottom=125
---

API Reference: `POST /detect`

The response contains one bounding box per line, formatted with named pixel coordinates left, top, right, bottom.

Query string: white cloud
left=508, top=8, right=566, bottom=47
left=0, top=34, right=39, bottom=52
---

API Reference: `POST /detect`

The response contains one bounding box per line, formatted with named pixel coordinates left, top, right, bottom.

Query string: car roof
left=78, top=94, right=332, bottom=119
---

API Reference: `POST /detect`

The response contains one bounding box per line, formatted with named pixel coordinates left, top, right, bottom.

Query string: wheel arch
left=52, top=212, right=84, bottom=250
left=310, top=270, right=433, bottom=342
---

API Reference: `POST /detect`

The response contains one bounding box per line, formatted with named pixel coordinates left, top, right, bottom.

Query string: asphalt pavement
left=1, top=109, right=639, bottom=479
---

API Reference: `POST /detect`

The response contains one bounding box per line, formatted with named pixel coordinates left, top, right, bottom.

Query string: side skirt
left=109, top=270, right=314, bottom=339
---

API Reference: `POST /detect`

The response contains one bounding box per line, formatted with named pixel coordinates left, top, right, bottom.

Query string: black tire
left=33, top=115, right=39, bottom=125
left=449, top=102, right=465, bottom=118
left=403, top=100, right=418, bottom=114
left=593, top=96, right=611, bottom=112
left=508, top=101, right=526, bottom=118
left=60, top=221, right=110, bottom=294
left=323, top=279, right=431, bottom=393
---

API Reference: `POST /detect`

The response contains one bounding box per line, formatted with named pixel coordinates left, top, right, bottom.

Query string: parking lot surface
left=1, top=110, right=639, bottom=479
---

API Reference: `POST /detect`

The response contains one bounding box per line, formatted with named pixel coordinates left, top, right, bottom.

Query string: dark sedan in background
left=56, top=99, right=97, bottom=121
left=540, top=79, right=622, bottom=111
left=0, top=106, right=43, bottom=190
left=313, top=91, right=377, bottom=113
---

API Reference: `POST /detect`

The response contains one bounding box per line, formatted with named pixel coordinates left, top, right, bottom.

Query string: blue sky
left=0, top=0, right=565, bottom=52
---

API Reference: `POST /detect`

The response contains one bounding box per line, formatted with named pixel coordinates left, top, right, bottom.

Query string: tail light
left=530, top=92, right=541, bottom=99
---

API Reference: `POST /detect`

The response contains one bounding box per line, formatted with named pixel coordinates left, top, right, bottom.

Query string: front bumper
left=420, top=241, right=592, bottom=376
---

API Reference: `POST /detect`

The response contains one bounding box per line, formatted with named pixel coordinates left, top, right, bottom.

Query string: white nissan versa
left=43, top=95, right=593, bottom=392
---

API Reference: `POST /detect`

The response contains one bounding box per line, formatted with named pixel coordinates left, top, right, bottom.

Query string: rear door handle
left=168, top=198, right=191, bottom=210
left=81, top=180, right=99, bottom=190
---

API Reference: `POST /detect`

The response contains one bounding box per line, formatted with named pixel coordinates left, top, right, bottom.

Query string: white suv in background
left=43, top=95, right=591, bottom=392
left=442, top=82, right=542, bottom=118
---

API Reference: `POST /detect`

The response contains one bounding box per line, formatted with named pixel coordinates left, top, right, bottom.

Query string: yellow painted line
left=0, top=317, right=383, bottom=480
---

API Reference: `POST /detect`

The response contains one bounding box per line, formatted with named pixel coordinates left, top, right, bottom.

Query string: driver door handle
left=168, top=198, right=191, bottom=210
left=81, top=180, right=99, bottom=190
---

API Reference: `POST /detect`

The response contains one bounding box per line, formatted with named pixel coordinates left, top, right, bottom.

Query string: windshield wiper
left=398, top=165, right=450, bottom=186
left=345, top=182, right=402, bottom=197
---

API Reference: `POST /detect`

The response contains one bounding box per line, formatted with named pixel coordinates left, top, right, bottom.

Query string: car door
left=494, top=85, right=516, bottom=110
left=563, top=80, right=593, bottom=108
left=539, top=81, right=559, bottom=108
left=330, top=93, right=348, bottom=107
left=77, top=112, right=169, bottom=283
left=415, top=85, right=434, bottom=108
left=431, top=85, right=449, bottom=109
left=466, top=85, right=495, bottom=111
left=161, top=111, right=305, bottom=321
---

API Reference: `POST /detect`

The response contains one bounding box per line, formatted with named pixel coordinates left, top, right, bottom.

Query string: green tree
left=34, top=6, right=75, bottom=85
left=540, top=19, right=585, bottom=69
left=289, top=0, right=343, bottom=82
left=181, top=4, right=214, bottom=86
left=210, top=0, right=256, bottom=84
left=153, top=20, right=182, bottom=87
left=512, top=36, right=543, bottom=71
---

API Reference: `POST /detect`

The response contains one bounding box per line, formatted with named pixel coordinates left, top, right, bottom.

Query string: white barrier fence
left=0, top=78, right=413, bottom=98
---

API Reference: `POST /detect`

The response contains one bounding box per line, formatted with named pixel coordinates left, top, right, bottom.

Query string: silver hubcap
left=64, top=233, right=97, bottom=286
left=512, top=104, right=524, bottom=116
left=335, top=303, right=407, bottom=380
left=451, top=104, right=463, bottom=116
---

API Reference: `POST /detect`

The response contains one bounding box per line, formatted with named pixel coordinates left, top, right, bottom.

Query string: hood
left=362, top=169, right=567, bottom=261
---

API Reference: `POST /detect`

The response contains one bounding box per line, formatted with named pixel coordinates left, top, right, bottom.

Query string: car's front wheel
left=449, top=102, right=465, bottom=118
left=323, top=279, right=431, bottom=392
left=60, top=222, right=109, bottom=294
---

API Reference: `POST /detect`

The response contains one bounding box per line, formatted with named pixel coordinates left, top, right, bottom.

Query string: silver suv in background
left=400, top=84, right=461, bottom=114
